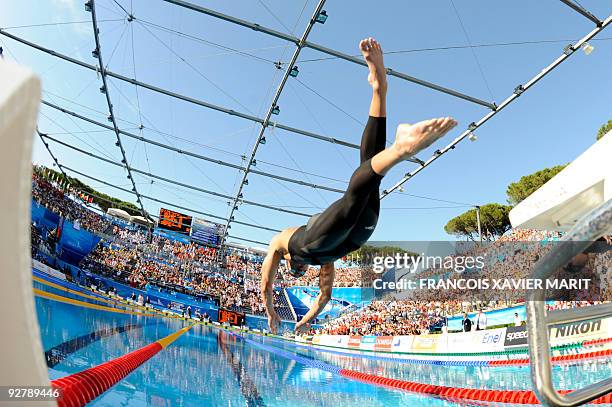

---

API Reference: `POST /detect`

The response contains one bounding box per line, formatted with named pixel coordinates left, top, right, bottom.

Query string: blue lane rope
left=256, top=334, right=491, bottom=367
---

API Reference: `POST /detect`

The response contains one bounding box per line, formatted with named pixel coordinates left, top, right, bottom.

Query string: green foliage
left=505, top=164, right=567, bottom=205
left=34, top=165, right=141, bottom=215
left=444, top=203, right=512, bottom=241
left=348, top=244, right=416, bottom=260
left=597, top=120, right=612, bottom=141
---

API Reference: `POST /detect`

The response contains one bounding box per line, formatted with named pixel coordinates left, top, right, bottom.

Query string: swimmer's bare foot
left=359, top=37, right=387, bottom=93
left=393, top=117, right=458, bottom=158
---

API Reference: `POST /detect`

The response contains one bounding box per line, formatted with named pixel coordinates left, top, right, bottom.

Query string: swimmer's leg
left=359, top=37, right=387, bottom=164
left=372, top=117, right=458, bottom=176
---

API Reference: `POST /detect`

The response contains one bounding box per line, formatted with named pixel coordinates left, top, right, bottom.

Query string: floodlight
left=582, top=42, right=594, bottom=55
left=315, top=10, right=328, bottom=24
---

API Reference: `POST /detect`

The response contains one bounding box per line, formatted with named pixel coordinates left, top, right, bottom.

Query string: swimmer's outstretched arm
left=261, top=234, right=283, bottom=334
left=294, top=263, right=335, bottom=333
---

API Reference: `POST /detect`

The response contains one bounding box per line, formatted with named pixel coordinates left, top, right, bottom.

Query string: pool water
left=35, top=293, right=612, bottom=406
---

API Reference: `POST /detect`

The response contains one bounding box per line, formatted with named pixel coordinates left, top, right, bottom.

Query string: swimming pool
left=34, top=284, right=612, bottom=407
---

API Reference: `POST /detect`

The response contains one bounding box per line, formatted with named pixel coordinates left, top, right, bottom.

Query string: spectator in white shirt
left=514, top=312, right=522, bottom=327
left=476, top=310, right=487, bottom=331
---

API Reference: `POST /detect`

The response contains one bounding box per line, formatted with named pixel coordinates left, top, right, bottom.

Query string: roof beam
left=220, top=0, right=326, bottom=248
left=40, top=133, right=312, bottom=218
left=381, top=13, right=612, bottom=198
left=41, top=100, right=345, bottom=193
left=53, top=162, right=281, bottom=233
left=162, top=0, right=496, bottom=109
left=0, top=29, right=370, bottom=152
left=87, top=0, right=148, bottom=220
left=558, top=0, right=603, bottom=25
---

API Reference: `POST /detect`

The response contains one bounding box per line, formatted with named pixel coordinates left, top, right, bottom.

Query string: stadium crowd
left=30, top=169, right=610, bottom=336
left=32, top=173, right=111, bottom=234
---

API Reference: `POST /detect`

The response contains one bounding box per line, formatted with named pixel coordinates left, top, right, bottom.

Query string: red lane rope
left=52, top=342, right=162, bottom=407
left=489, top=348, right=612, bottom=366
left=51, top=325, right=193, bottom=406
left=338, top=368, right=612, bottom=404
left=582, top=337, right=612, bottom=347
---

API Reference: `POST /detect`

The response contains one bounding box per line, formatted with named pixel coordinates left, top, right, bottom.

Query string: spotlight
left=398, top=186, right=405, bottom=193
left=271, top=105, right=280, bottom=115
left=92, top=49, right=99, bottom=59
left=84, top=1, right=92, bottom=12
left=315, top=10, right=328, bottom=24
left=115, top=141, right=120, bottom=147
left=289, top=66, right=299, bottom=78
left=244, top=179, right=249, bottom=185
left=107, top=115, right=113, bottom=122
left=260, top=137, right=267, bottom=145
left=468, top=132, right=478, bottom=142
left=252, top=159, right=257, bottom=167
left=238, top=193, right=243, bottom=199
left=99, top=85, right=106, bottom=94
left=582, top=42, right=594, bottom=55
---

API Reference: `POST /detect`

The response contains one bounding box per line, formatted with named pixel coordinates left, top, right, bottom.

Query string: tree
left=506, top=164, right=567, bottom=206
left=35, top=165, right=141, bottom=215
left=444, top=203, right=512, bottom=241
left=597, top=120, right=612, bottom=141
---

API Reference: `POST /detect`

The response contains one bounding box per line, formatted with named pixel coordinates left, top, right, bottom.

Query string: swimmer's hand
left=294, top=321, right=310, bottom=334
left=267, top=309, right=281, bottom=335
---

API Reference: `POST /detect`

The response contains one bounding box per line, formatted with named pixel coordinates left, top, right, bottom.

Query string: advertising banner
left=392, top=336, right=415, bottom=353
left=374, top=336, right=394, bottom=351
left=550, top=318, right=607, bottom=344
left=504, top=318, right=610, bottom=348
left=504, top=325, right=528, bottom=347
left=32, top=260, right=66, bottom=280
left=348, top=336, right=361, bottom=348
left=360, top=335, right=377, bottom=351
left=412, top=334, right=440, bottom=352
left=441, top=328, right=507, bottom=353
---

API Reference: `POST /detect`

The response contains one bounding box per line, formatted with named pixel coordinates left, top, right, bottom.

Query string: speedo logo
left=506, top=331, right=528, bottom=341
left=554, top=320, right=601, bottom=338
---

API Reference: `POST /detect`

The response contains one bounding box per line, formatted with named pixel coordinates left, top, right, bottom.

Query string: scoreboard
left=158, top=208, right=192, bottom=235
left=218, top=308, right=245, bottom=326
left=190, top=217, right=224, bottom=246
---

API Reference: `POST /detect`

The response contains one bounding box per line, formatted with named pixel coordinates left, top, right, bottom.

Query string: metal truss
left=162, top=0, right=496, bottom=109
left=220, top=0, right=327, bottom=250
left=41, top=100, right=345, bottom=193
left=381, top=12, right=612, bottom=199
left=86, top=0, right=148, bottom=220
left=39, top=132, right=312, bottom=218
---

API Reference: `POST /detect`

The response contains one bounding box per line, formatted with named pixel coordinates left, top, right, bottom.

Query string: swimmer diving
left=260, top=38, right=458, bottom=334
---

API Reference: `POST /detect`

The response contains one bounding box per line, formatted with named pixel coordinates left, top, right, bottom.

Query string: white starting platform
left=510, top=130, right=612, bottom=232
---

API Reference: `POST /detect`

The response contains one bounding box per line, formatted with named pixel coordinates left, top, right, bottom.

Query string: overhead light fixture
left=289, top=66, right=299, bottom=78
left=468, top=132, right=478, bottom=142
left=582, top=42, right=594, bottom=55
left=315, top=10, right=328, bottom=24
left=271, top=105, right=280, bottom=115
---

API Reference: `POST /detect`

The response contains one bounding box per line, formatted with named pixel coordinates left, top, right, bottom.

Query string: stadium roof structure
left=1, top=0, right=610, bottom=250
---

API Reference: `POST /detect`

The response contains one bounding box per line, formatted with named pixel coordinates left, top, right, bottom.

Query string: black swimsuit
left=288, top=116, right=385, bottom=265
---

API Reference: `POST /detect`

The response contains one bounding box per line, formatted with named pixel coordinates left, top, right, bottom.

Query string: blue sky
left=2, top=0, right=611, bottom=246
